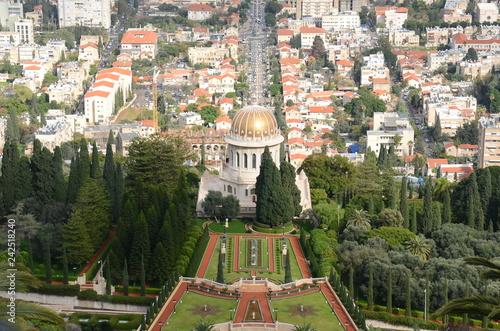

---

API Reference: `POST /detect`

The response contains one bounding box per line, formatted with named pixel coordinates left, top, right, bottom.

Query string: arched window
left=252, top=195, right=256, bottom=203
left=244, top=153, right=248, bottom=168
left=245, top=189, right=248, bottom=196
left=228, top=185, right=233, bottom=194
left=252, top=154, right=257, bottom=168
left=231, top=151, right=234, bottom=166
left=250, top=188, right=256, bottom=195
left=237, top=152, right=240, bottom=167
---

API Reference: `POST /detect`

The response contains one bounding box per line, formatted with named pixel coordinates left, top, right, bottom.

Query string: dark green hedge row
left=114, top=286, right=160, bottom=295
left=77, top=290, right=154, bottom=305
left=253, top=221, right=292, bottom=230
left=185, top=227, right=209, bottom=277
left=69, top=312, right=142, bottom=330
left=363, top=311, right=442, bottom=330
left=31, top=283, right=80, bottom=296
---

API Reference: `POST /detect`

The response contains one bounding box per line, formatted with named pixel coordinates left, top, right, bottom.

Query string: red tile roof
left=121, top=30, right=158, bottom=44
left=188, top=4, right=214, bottom=11
left=79, top=42, right=98, bottom=49
left=300, top=26, right=326, bottom=34
left=85, top=90, right=111, bottom=98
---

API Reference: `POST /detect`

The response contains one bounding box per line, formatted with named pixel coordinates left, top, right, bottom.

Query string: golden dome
left=230, top=105, right=278, bottom=139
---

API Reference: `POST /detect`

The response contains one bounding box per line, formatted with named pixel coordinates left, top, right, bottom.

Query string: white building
left=35, top=121, right=74, bottom=151
left=120, top=29, right=158, bottom=59
left=14, top=19, right=34, bottom=43
left=196, top=105, right=312, bottom=217
left=0, top=0, right=23, bottom=28
left=178, top=112, right=204, bottom=126
left=187, top=4, right=215, bottom=20
left=321, top=11, right=360, bottom=31
left=476, top=2, right=499, bottom=23
left=367, top=112, right=415, bottom=156
left=375, top=6, right=408, bottom=29
left=58, top=0, right=111, bottom=29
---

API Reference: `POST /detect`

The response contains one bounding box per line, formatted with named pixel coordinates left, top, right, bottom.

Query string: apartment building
left=58, top=0, right=111, bottom=29
left=478, top=115, right=500, bottom=168
left=375, top=6, right=408, bottom=29
left=367, top=112, right=415, bottom=156
left=476, top=2, right=499, bottom=23
left=188, top=46, right=229, bottom=68
left=321, top=11, right=360, bottom=31
left=120, top=29, right=158, bottom=59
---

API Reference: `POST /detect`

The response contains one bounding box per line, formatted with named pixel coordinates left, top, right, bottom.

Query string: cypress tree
left=148, top=242, right=169, bottom=285
left=280, top=161, right=302, bottom=217
left=386, top=268, right=392, bottom=313
left=480, top=167, right=491, bottom=220
left=443, top=278, right=448, bottom=325
left=284, top=252, right=292, bottom=283
left=467, top=186, right=475, bottom=228
left=411, top=203, right=417, bottom=233
left=408, top=185, right=413, bottom=199
left=442, top=189, right=451, bottom=224
left=425, top=274, right=430, bottom=320
left=140, top=255, right=146, bottom=296
left=432, top=203, right=442, bottom=230
left=368, top=264, right=374, bottom=311
left=27, top=240, right=34, bottom=272
left=66, top=156, right=80, bottom=203
left=423, top=179, right=433, bottom=234
left=6, top=108, right=20, bottom=142
left=0, top=141, right=20, bottom=214
left=129, top=212, right=151, bottom=282
left=62, top=246, right=69, bottom=285
left=91, top=141, right=100, bottom=178
left=405, top=272, right=411, bottom=317
left=201, top=141, right=205, bottom=165
left=217, top=252, right=224, bottom=283
left=105, top=256, right=111, bottom=295
left=114, top=162, right=124, bottom=221
left=368, top=194, right=374, bottom=216
left=470, top=172, right=484, bottom=230
left=462, top=282, right=469, bottom=325
left=349, top=266, right=354, bottom=299
left=400, top=177, right=409, bottom=228
left=17, top=156, right=32, bottom=201
left=45, top=240, right=52, bottom=284
left=53, top=146, right=66, bottom=203
left=123, top=259, right=129, bottom=296
left=108, top=129, right=115, bottom=145
left=79, top=140, right=90, bottom=183
left=390, top=179, right=397, bottom=210
left=40, top=111, right=46, bottom=126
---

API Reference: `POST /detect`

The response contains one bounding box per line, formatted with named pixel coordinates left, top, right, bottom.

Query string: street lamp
left=229, top=308, right=235, bottom=320
left=173, top=299, right=177, bottom=313
left=273, top=308, right=278, bottom=321
left=282, top=225, right=285, bottom=238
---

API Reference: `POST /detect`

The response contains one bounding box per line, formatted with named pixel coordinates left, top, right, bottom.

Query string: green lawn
left=238, top=237, right=269, bottom=270
left=204, top=236, right=251, bottom=281
left=208, top=220, right=249, bottom=234
left=163, top=292, right=238, bottom=330
left=269, top=292, right=344, bottom=330
left=257, top=238, right=302, bottom=282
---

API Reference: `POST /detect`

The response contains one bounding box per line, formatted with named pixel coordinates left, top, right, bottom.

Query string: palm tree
left=346, top=209, right=371, bottom=229
left=404, top=235, right=431, bottom=261
left=433, top=257, right=500, bottom=320
left=0, top=261, right=64, bottom=329
left=393, top=134, right=402, bottom=154
left=293, top=323, right=316, bottom=331
left=453, top=139, right=461, bottom=164
left=193, top=319, right=215, bottom=331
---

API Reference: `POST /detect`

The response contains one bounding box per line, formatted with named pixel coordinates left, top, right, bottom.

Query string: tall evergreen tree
left=5, top=108, right=20, bottom=142
left=280, top=161, right=302, bottom=217
left=349, top=266, right=354, bottom=299
left=103, top=142, right=115, bottom=198
left=423, top=179, right=433, bottom=234
left=284, top=252, right=292, bottom=283
left=368, top=195, right=374, bottom=216
left=17, top=156, right=32, bottom=201
left=129, top=212, right=151, bottom=282
left=31, top=143, right=56, bottom=205
left=467, top=186, right=475, bottom=228
left=443, top=278, right=449, bottom=325
left=105, top=256, right=111, bottom=295
left=256, top=146, right=290, bottom=226
left=123, top=259, right=129, bottom=296
left=79, top=140, right=91, bottom=183
left=386, top=268, right=392, bottom=313
left=140, top=255, right=146, bottom=296
left=66, top=155, right=80, bottom=203
left=53, top=146, right=66, bottom=203
left=390, top=179, right=397, bottom=210
left=148, top=242, right=169, bottom=285
left=114, top=162, right=124, bottom=221
left=432, top=203, right=442, bottom=230
left=62, top=246, right=69, bottom=285
left=442, top=189, right=451, bottom=224
left=400, top=177, right=409, bottom=228
left=368, top=264, right=374, bottom=311
left=45, top=239, right=52, bottom=284
left=217, top=252, right=224, bottom=283
left=90, top=141, right=100, bottom=178
left=410, top=205, right=417, bottom=234
left=62, top=206, right=94, bottom=265
left=0, top=141, right=20, bottom=214
left=405, top=272, right=411, bottom=317
left=470, top=172, right=484, bottom=230
left=425, top=274, right=430, bottom=320
left=107, top=129, right=115, bottom=145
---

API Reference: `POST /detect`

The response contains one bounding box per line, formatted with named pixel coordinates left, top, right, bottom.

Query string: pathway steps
left=196, top=234, right=219, bottom=278
left=320, top=282, right=357, bottom=331
left=233, top=288, right=273, bottom=324
left=289, top=236, right=312, bottom=278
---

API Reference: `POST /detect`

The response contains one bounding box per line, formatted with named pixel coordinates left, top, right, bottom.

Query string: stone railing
left=187, top=284, right=241, bottom=298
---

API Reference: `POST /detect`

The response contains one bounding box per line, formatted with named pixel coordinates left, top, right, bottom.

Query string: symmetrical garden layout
left=149, top=222, right=357, bottom=331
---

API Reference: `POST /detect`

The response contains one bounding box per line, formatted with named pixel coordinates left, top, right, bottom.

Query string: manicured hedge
left=114, top=286, right=160, bottom=295
left=70, top=312, right=142, bottom=330
left=363, top=311, right=442, bottom=330
left=31, top=283, right=80, bottom=296
left=77, top=290, right=154, bottom=305
left=252, top=222, right=294, bottom=234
